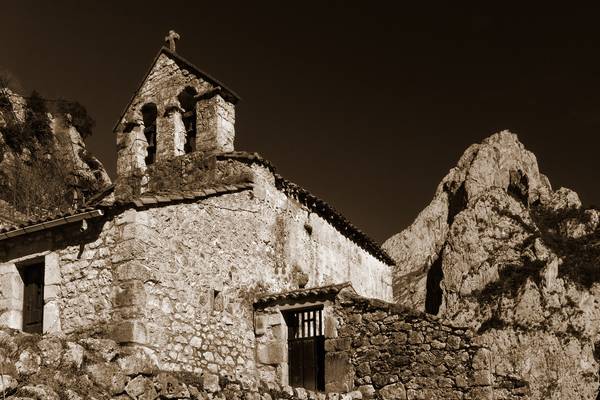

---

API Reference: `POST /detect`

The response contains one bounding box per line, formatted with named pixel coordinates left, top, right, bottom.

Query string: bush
left=57, top=100, right=95, bottom=138
left=24, top=91, right=52, bottom=145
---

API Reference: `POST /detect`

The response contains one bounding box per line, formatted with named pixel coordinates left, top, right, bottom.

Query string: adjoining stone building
left=0, top=36, right=394, bottom=391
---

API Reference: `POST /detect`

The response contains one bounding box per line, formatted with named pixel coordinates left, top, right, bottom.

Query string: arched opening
left=177, top=86, right=198, bottom=153
left=141, top=103, right=158, bottom=165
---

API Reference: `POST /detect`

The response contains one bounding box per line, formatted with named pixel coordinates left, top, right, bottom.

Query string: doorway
left=284, top=307, right=325, bottom=391
left=19, top=262, right=44, bottom=334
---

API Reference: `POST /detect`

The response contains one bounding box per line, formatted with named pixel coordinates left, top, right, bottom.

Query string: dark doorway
left=284, top=307, right=325, bottom=391
left=19, top=262, right=45, bottom=334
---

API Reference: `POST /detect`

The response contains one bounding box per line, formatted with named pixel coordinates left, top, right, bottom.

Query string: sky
left=2, top=2, right=600, bottom=243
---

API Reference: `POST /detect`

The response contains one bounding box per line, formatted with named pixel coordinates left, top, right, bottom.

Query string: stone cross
left=165, top=30, right=180, bottom=52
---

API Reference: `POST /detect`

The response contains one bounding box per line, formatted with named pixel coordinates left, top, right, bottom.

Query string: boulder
left=0, top=374, right=18, bottom=394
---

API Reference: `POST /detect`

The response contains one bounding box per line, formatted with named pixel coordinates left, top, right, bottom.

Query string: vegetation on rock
left=0, top=86, right=110, bottom=220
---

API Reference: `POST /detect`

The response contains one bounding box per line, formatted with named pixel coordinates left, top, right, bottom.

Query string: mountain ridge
left=383, top=130, right=600, bottom=399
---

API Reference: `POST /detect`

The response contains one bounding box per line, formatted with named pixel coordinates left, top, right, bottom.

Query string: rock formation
left=0, top=88, right=110, bottom=222
left=383, top=131, right=600, bottom=399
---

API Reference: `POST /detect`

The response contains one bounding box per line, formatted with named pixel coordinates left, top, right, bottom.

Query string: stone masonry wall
left=253, top=287, right=509, bottom=399
left=327, top=288, right=523, bottom=400
left=0, top=218, right=115, bottom=335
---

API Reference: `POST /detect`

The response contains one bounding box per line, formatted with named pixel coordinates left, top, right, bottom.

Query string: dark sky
left=2, top=2, right=600, bottom=243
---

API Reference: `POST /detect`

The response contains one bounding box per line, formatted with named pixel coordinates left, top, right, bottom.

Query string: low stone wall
left=255, top=287, right=514, bottom=399
left=330, top=288, right=500, bottom=399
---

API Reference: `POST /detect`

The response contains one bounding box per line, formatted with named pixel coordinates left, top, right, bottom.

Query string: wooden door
left=286, top=307, right=325, bottom=391
left=20, top=263, right=44, bottom=334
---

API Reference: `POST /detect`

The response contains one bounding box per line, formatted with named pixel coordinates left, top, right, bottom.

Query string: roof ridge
left=112, top=46, right=240, bottom=133
left=255, top=282, right=355, bottom=305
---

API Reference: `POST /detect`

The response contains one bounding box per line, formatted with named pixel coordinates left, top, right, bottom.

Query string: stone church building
left=0, top=36, right=393, bottom=389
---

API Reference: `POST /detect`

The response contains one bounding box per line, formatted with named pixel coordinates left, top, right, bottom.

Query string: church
left=0, top=32, right=395, bottom=392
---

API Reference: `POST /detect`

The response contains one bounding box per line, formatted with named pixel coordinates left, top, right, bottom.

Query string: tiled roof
left=85, top=183, right=115, bottom=206
left=0, top=183, right=253, bottom=241
left=0, top=207, right=103, bottom=240
left=255, top=282, right=354, bottom=306
left=0, top=200, right=27, bottom=228
left=115, top=182, right=254, bottom=208
left=215, top=151, right=275, bottom=171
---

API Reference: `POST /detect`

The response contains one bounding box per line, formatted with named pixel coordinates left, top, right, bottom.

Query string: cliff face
left=0, top=88, right=110, bottom=223
left=383, top=131, right=600, bottom=399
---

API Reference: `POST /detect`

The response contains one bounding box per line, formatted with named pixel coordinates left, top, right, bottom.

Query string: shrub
left=57, top=100, right=95, bottom=138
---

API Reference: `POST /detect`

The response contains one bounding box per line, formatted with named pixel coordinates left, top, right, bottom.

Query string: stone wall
left=254, top=287, right=527, bottom=399
left=330, top=288, right=499, bottom=399
left=0, top=218, right=115, bottom=335
left=196, top=93, right=235, bottom=154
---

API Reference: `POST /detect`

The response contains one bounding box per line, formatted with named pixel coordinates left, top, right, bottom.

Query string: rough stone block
left=114, top=280, right=146, bottom=308
left=324, top=315, right=338, bottom=338
left=472, top=370, right=493, bottom=386
left=325, top=352, right=354, bottom=393
left=203, top=372, right=220, bottom=393
left=447, top=335, right=461, bottom=350
left=117, top=349, right=155, bottom=376
left=37, top=337, right=63, bottom=367
left=42, top=301, right=61, bottom=334
left=114, top=262, right=156, bottom=283
left=62, top=342, right=84, bottom=369
left=15, top=350, right=41, bottom=376
left=379, top=383, right=406, bottom=400
left=472, top=348, right=491, bottom=370
left=154, top=372, right=190, bottom=398
left=44, top=253, right=60, bottom=285
left=255, top=314, right=267, bottom=336
left=86, top=363, right=127, bottom=395
left=111, top=321, right=147, bottom=344
left=408, top=331, right=424, bottom=344
left=0, top=309, right=22, bottom=331
left=256, top=341, right=286, bottom=365
left=125, top=375, right=156, bottom=399
left=0, top=269, right=23, bottom=302
left=0, top=374, right=18, bottom=394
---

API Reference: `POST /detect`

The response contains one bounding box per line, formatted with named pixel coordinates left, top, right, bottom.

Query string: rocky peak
left=383, top=130, right=600, bottom=399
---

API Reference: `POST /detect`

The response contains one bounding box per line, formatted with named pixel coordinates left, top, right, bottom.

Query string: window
left=141, top=103, right=158, bottom=165
left=284, top=307, right=325, bottom=391
left=19, top=262, right=45, bottom=334
left=177, top=87, right=198, bottom=153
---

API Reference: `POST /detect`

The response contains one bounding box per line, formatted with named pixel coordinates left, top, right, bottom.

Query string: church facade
left=0, top=37, right=394, bottom=390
